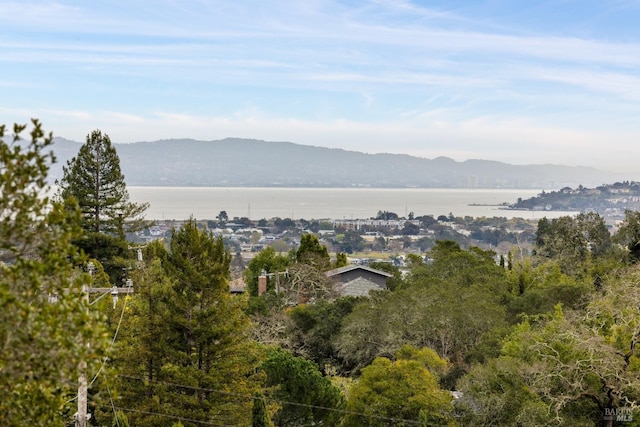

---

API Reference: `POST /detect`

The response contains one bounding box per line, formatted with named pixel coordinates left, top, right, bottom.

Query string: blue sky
left=2, top=1, right=640, bottom=173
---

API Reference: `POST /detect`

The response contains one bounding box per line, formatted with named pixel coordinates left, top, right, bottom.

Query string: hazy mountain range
left=49, top=137, right=628, bottom=189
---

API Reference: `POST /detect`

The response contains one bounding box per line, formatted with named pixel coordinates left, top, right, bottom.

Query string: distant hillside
left=48, top=137, right=627, bottom=189
left=510, top=181, right=640, bottom=215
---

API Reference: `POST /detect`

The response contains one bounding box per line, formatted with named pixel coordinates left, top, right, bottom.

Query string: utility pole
left=264, top=270, right=288, bottom=294
left=76, top=261, right=93, bottom=427
left=77, top=368, right=88, bottom=427
left=75, top=262, right=134, bottom=427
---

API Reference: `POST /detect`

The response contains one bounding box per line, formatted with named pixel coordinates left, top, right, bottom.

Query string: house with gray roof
left=325, top=265, right=392, bottom=297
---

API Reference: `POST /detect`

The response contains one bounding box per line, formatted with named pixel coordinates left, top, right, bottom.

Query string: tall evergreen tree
left=58, top=129, right=148, bottom=235
left=107, top=220, right=263, bottom=426
left=334, top=252, right=348, bottom=268
left=296, top=233, right=330, bottom=270
left=163, top=219, right=264, bottom=424
left=98, top=244, right=174, bottom=426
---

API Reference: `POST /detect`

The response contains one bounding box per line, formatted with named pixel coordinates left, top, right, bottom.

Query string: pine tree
left=58, top=129, right=148, bottom=235
left=296, top=234, right=330, bottom=270
left=98, top=244, right=174, bottom=426
left=334, top=252, right=348, bottom=268
left=108, top=220, right=263, bottom=426
left=161, top=219, right=264, bottom=424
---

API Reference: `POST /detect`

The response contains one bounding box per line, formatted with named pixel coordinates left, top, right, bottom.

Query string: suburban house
left=325, top=265, right=393, bottom=297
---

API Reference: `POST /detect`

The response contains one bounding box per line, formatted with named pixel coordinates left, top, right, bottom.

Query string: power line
left=94, top=405, right=231, bottom=427
left=103, top=373, right=120, bottom=427
left=77, top=263, right=135, bottom=427
left=117, top=374, right=424, bottom=425
left=89, top=292, right=130, bottom=387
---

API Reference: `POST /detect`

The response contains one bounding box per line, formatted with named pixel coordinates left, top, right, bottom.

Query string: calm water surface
left=128, top=187, right=574, bottom=221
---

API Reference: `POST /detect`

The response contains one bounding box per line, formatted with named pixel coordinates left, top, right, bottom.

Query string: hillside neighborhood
left=8, top=122, right=640, bottom=426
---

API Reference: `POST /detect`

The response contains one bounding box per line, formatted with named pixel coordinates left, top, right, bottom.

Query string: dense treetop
left=58, top=129, right=148, bottom=235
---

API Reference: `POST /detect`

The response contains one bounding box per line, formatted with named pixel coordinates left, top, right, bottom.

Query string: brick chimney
left=258, top=273, right=267, bottom=296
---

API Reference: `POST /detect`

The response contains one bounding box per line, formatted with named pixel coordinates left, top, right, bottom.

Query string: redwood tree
left=109, top=219, right=263, bottom=426
left=58, top=129, right=148, bottom=235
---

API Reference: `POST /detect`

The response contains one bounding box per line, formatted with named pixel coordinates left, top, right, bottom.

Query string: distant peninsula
left=49, top=137, right=630, bottom=189
left=509, top=181, right=640, bottom=218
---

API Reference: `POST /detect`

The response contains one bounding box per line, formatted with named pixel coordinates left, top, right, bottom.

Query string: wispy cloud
left=2, top=1, right=640, bottom=174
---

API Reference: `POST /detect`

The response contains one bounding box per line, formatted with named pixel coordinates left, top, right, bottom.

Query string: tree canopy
left=534, top=212, right=611, bottom=275
left=12, top=121, right=640, bottom=426
left=458, top=263, right=640, bottom=425
left=58, top=129, right=148, bottom=235
left=614, top=209, right=640, bottom=262
left=244, top=246, right=291, bottom=296
left=296, top=233, right=330, bottom=270
left=0, top=120, right=109, bottom=425
left=342, top=345, right=453, bottom=426
left=261, top=347, right=345, bottom=426
left=108, top=220, right=263, bottom=426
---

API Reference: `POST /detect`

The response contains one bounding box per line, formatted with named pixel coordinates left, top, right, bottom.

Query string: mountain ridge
left=48, top=137, right=628, bottom=189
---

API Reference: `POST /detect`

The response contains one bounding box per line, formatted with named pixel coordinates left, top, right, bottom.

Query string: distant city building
left=332, top=219, right=420, bottom=230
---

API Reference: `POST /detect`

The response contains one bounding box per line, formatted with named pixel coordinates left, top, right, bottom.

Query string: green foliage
left=108, top=221, right=263, bottom=426
left=614, top=209, right=640, bottom=262
left=459, top=265, right=640, bottom=425
left=73, top=231, right=130, bottom=284
left=401, top=221, right=421, bottom=235
left=456, top=357, right=551, bottom=426
left=58, top=129, right=149, bottom=236
left=411, top=241, right=505, bottom=288
left=296, top=233, right=330, bottom=269
left=334, top=251, right=348, bottom=268
left=504, top=259, right=593, bottom=321
left=336, top=243, right=509, bottom=375
left=335, top=229, right=365, bottom=253
left=244, top=246, right=291, bottom=296
left=252, top=391, right=273, bottom=427
left=287, top=297, right=362, bottom=374
left=376, top=210, right=399, bottom=220
left=405, top=253, right=425, bottom=269
left=394, top=345, right=448, bottom=377
left=216, top=210, right=228, bottom=224
left=261, top=347, right=345, bottom=426
left=342, top=346, right=453, bottom=426
left=0, top=120, right=110, bottom=425
left=534, top=213, right=611, bottom=276
left=369, top=261, right=404, bottom=290
left=112, top=410, right=130, bottom=427
left=103, top=253, right=174, bottom=426
left=336, top=282, right=507, bottom=375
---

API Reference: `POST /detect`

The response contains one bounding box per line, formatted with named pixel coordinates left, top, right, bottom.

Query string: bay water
left=128, top=187, right=574, bottom=221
